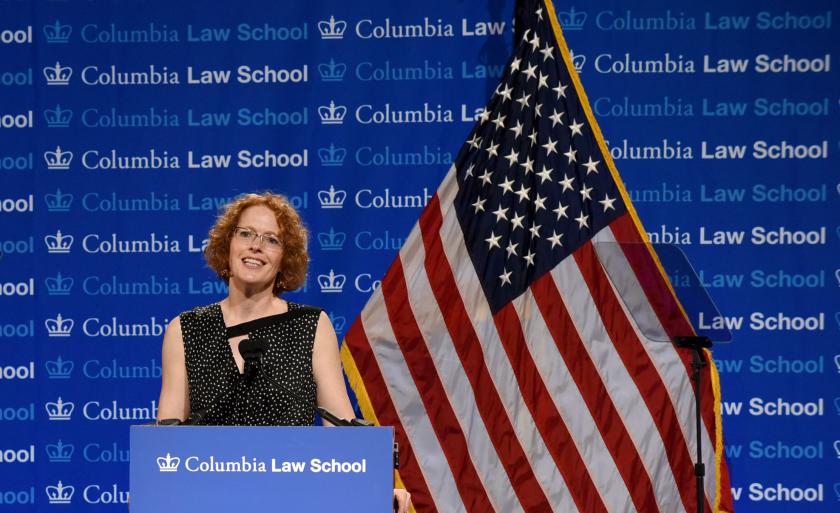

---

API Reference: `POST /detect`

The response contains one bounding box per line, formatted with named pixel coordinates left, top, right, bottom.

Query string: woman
left=156, top=192, right=410, bottom=512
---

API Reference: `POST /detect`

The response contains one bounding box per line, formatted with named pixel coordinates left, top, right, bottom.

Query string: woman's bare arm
left=156, top=316, right=190, bottom=422
left=311, top=311, right=356, bottom=424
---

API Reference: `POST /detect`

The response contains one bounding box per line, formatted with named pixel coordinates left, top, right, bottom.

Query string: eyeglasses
left=232, top=227, right=282, bottom=250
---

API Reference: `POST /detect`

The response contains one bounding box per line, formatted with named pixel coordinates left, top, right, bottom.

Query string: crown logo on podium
left=45, top=397, right=75, bottom=421
left=318, top=16, right=347, bottom=40
left=44, top=146, right=73, bottom=170
left=45, top=230, right=74, bottom=253
left=45, top=189, right=74, bottom=212
left=317, top=270, right=346, bottom=293
left=569, top=50, right=586, bottom=72
left=157, top=453, right=181, bottom=472
left=45, top=481, right=75, bottom=504
left=557, top=7, right=587, bottom=30
left=318, top=58, right=346, bottom=81
left=318, top=228, right=346, bottom=251
left=43, top=21, right=72, bottom=43
left=318, top=101, right=347, bottom=125
left=318, top=186, right=346, bottom=209
left=45, top=313, right=74, bottom=337
left=43, top=62, right=72, bottom=85
left=45, top=272, right=74, bottom=295
left=45, top=440, right=75, bottom=462
left=328, top=312, right=347, bottom=333
left=318, top=143, right=346, bottom=166
left=45, top=355, right=75, bottom=378
left=44, top=105, right=73, bottom=128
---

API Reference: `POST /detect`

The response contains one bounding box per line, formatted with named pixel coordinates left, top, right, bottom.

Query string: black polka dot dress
left=180, top=302, right=321, bottom=426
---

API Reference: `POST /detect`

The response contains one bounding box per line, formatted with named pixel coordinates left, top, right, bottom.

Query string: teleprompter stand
left=674, top=335, right=713, bottom=513
left=593, top=242, right=733, bottom=513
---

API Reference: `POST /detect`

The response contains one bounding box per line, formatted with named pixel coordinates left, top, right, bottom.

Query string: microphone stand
left=674, top=335, right=712, bottom=513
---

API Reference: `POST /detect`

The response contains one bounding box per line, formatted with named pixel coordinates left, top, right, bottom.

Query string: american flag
left=341, top=1, right=733, bottom=512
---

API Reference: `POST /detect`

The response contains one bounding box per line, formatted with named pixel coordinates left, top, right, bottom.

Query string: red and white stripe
left=346, top=165, right=720, bottom=512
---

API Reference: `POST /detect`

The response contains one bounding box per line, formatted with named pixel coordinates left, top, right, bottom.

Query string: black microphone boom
left=316, top=406, right=373, bottom=427
left=242, top=337, right=371, bottom=427
left=186, top=337, right=266, bottom=424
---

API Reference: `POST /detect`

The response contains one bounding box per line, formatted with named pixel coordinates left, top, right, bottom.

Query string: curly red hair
left=204, top=192, right=308, bottom=294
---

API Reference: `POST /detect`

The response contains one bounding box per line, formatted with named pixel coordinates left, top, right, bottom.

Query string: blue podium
left=130, top=425, right=394, bottom=512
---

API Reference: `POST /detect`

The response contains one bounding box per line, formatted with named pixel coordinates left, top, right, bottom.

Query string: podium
left=130, top=425, right=394, bottom=512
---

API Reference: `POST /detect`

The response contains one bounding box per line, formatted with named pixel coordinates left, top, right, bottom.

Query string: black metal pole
left=691, top=348, right=705, bottom=513
left=675, top=336, right=712, bottom=513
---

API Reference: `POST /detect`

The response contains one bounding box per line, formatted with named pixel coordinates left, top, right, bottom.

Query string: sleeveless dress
left=180, top=301, right=321, bottom=426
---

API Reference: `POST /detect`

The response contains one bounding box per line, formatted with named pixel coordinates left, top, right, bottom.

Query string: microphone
left=316, top=406, right=371, bottom=427
left=239, top=337, right=269, bottom=359
left=239, top=337, right=268, bottom=381
left=156, top=418, right=182, bottom=426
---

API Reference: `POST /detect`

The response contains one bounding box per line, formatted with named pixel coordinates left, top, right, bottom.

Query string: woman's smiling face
left=227, top=205, right=284, bottom=290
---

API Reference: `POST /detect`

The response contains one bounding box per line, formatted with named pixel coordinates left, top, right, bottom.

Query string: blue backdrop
left=0, top=0, right=837, bottom=511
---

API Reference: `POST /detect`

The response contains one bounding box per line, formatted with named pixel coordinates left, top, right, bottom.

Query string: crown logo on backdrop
left=318, top=228, right=346, bottom=250
left=45, top=355, right=74, bottom=378
left=45, top=397, right=75, bottom=420
left=44, top=105, right=73, bottom=128
left=318, top=58, right=346, bottom=81
left=328, top=312, right=347, bottom=333
left=318, top=143, right=346, bottom=166
left=43, top=62, right=72, bottom=85
left=318, top=100, right=347, bottom=125
left=317, top=270, right=346, bottom=293
left=557, top=7, right=587, bottom=30
left=45, top=272, right=74, bottom=295
left=45, top=189, right=74, bottom=212
left=45, top=230, right=74, bottom=253
left=318, top=186, right=346, bottom=209
left=318, top=16, right=347, bottom=39
left=44, top=146, right=73, bottom=170
left=43, top=20, right=72, bottom=43
left=45, top=314, right=74, bottom=337
left=157, top=453, right=181, bottom=472
left=45, top=440, right=75, bottom=462
left=569, top=50, right=586, bottom=72
left=45, top=481, right=75, bottom=504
